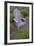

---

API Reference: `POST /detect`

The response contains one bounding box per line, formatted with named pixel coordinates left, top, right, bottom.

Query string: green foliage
left=22, top=10, right=29, bottom=18
left=17, top=27, right=29, bottom=39
left=10, top=7, right=14, bottom=23
left=10, top=14, right=14, bottom=23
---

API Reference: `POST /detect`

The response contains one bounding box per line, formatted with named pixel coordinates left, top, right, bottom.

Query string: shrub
left=22, top=9, right=29, bottom=18
left=10, top=14, right=14, bottom=23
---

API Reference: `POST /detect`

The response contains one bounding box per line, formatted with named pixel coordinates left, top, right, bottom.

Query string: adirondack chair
left=13, top=8, right=26, bottom=30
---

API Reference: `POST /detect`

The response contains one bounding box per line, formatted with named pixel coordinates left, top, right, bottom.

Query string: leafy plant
left=10, top=14, right=14, bottom=23
left=21, top=9, right=29, bottom=18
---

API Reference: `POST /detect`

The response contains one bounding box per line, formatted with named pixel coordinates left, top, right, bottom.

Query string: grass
left=10, top=21, right=29, bottom=39
left=16, top=27, right=29, bottom=39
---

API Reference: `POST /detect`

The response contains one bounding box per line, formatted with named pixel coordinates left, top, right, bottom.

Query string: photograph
left=4, top=1, right=33, bottom=45
left=10, top=6, right=29, bottom=39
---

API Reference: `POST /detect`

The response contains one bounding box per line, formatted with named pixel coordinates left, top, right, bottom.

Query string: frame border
left=4, top=1, right=33, bottom=45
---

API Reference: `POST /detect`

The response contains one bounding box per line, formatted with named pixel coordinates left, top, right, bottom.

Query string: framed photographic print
left=4, top=1, right=33, bottom=45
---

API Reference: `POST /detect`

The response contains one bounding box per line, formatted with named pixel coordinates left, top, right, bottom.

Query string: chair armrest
left=14, top=18, right=18, bottom=23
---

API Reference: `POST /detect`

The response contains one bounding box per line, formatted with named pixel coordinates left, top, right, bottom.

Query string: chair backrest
left=13, top=8, right=23, bottom=20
